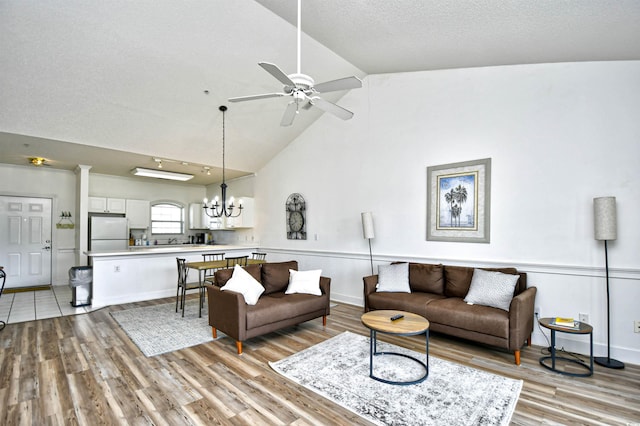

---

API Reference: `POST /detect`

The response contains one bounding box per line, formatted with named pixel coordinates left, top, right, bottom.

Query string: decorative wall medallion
left=286, top=193, right=306, bottom=240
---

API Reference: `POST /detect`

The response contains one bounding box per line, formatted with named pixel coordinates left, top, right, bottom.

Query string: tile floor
left=0, top=285, right=94, bottom=324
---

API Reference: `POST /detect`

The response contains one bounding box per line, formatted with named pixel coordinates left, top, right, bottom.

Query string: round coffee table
left=361, top=310, right=430, bottom=385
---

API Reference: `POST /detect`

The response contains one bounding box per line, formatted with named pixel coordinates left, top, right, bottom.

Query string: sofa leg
left=528, top=334, right=532, bottom=346
left=212, top=327, right=217, bottom=339
left=322, top=315, right=327, bottom=326
left=514, top=350, right=521, bottom=366
left=236, top=341, right=243, bottom=355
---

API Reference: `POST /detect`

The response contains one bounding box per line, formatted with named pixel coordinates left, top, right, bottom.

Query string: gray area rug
left=270, top=331, right=522, bottom=426
left=111, top=299, right=220, bottom=357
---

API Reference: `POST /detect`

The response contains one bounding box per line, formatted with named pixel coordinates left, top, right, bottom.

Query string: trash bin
left=69, top=266, right=92, bottom=307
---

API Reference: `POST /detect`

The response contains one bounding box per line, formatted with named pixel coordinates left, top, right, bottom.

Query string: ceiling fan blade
left=280, top=102, right=298, bottom=127
left=309, top=97, right=354, bottom=120
left=259, top=62, right=296, bottom=87
left=313, top=76, right=362, bottom=93
left=228, top=93, right=285, bottom=103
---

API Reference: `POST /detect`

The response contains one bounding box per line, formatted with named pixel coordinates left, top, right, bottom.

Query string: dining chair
left=176, top=258, right=202, bottom=317
left=202, top=252, right=224, bottom=285
left=251, top=252, right=267, bottom=261
left=225, top=255, right=249, bottom=268
left=0, top=266, right=6, bottom=331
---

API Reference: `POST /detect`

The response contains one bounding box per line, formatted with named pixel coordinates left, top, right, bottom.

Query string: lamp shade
left=594, top=196, right=617, bottom=241
left=361, top=212, right=375, bottom=239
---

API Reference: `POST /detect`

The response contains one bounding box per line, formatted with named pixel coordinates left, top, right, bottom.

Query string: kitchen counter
left=87, top=244, right=243, bottom=257
left=87, top=245, right=257, bottom=308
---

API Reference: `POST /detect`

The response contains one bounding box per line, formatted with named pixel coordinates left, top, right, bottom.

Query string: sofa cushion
left=425, top=298, right=510, bottom=339
left=409, top=263, right=444, bottom=294
left=246, top=292, right=327, bottom=329
left=261, top=261, right=298, bottom=294
left=286, top=269, right=322, bottom=296
left=367, top=292, right=444, bottom=318
left=464, top=269, right=519, bottom=311
left=215, top=263, right=261, bottom=287
left=443, top=265, right=474, bottom=298
left=376, top=262, right=410, bottom=293
left=220, top=264, right=265, bottom=305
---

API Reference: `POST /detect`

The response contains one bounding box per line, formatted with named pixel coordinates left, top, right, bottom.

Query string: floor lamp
left=593, top=196, right=624, bottom=369
left=361, top=212, right=375, bottom=276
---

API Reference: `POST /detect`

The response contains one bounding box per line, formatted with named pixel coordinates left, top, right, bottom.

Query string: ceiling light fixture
left=203, top=106, right=243, bottom=218
left=131, top=167, right=194, bottom=181
left=29, top=157, right=47, bottom=166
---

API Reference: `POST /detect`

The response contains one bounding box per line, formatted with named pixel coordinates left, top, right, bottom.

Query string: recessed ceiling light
left=131, top=167, right=194, bottom=181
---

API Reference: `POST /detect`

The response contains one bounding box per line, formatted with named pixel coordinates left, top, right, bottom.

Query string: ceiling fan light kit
left=229, top=0, right=362, bottom=126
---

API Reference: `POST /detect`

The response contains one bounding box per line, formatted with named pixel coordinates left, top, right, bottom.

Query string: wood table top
left=361, top=310, right=429, bottom=335
left=538, top=317, right=593, bottom=334
left=185, top=258, right=266, bottom=270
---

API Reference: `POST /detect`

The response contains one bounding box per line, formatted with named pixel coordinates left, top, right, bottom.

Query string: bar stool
left=0, top=267, right=6, bottom=331
left=176, top=258, right=203, bottom=317
left=225, top=255, right=249, bottom=268
left=202, top=253, right=224, bottom=285
left=251, top=252, right=267, bottom=261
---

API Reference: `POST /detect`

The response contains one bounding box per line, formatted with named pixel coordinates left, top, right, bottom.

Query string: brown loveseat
left=207, top=260, right=331, bottom=354
left=364, top=263, right=536, bottom=365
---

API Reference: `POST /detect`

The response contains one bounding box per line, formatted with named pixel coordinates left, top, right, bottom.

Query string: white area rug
left=270, top=331, right=522, bottom=426
left=111, top=299, right=220, bottom=357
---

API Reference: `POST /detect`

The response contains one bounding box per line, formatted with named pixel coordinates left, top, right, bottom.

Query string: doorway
left=0, top=195, right=53, bottom=288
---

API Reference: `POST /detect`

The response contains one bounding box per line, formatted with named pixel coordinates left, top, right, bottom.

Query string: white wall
left=0, top=164, right=77, bottom=284
left=0, top=166, right=209, bottom=284
left=253, top=61, right=640, bottom=364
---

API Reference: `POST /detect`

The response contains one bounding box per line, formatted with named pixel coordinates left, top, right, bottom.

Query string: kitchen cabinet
left=189, top=203, right=208, bottom=229
left=223, top=197, right=254, bottom=229
left=191, top=198, right=254, bottom=230
left=89, top=197, right=126, bottom=214
left=126, top=199, right=150, bottom=229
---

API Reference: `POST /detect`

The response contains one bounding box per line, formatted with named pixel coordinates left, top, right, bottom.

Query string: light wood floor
left=0, top=297, right=638, bottom=425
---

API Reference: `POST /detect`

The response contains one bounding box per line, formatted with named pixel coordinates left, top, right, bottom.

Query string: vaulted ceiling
left=1, top=0, right=639, bottom=185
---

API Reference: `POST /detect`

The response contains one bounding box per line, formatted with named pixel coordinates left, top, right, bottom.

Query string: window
left=151, top=202, right=184, bottom=234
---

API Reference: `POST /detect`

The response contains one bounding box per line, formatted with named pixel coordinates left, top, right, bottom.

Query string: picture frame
left=426, top=158, right=491, bottom=243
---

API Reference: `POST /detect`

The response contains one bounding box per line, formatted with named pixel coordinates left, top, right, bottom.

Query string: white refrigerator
left=89, top=216, right=129, bottom=252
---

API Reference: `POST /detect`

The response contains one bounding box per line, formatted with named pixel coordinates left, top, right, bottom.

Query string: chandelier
left=203, top=105, right=243, bottom=218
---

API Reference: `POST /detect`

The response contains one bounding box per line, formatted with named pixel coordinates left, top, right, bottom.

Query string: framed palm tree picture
left=426, top=158, right=491, bottom=243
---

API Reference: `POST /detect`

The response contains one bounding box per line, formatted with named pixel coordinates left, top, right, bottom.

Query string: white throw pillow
left=376, top=263, right=411, bottom=293
left=464, top=269, right=519, bottom=311
left=286, top=269, right=322, bottom=296
left=220, top=264, right=265, bottom=305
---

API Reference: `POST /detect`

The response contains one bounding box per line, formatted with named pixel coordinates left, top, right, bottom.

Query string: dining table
left=185, top=258, right=267, bottom=300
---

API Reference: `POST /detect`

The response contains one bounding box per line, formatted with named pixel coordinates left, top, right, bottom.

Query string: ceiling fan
left=229, top=0, right=362, bottom=126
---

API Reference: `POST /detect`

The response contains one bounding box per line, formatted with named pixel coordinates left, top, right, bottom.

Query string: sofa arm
left=363, top=274, right=378, bottom=312
left=508, top=286, right=537, bottom=351
left=320, top=276, right=331, bottom=299
left=207, top=285, right=248, bottom=341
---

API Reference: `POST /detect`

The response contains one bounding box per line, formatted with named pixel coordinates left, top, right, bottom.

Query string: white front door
left=0, top=195, right=53, bottom=288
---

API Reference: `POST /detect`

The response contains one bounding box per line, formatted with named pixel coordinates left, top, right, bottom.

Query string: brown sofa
left=364, top=263, right=536, bottom=365
left=207, top=260, right=331, bottom=354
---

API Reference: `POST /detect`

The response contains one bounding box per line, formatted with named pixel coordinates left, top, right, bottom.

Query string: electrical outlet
left=534, top=307, right=540, bottom=317
left=579, top=313, right=589, bottom=324
left=114, top=265, right=120, bottom=273
left=635, top=320, right=640, bottom=333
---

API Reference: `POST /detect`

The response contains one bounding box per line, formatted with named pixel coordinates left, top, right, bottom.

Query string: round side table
left=538, top=317, right=593, bottom=377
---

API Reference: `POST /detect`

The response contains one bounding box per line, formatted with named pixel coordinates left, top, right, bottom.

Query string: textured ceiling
left=1, top=0, right=639, bottom=185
